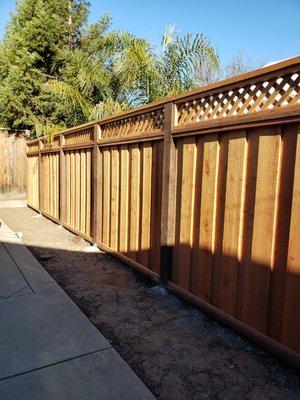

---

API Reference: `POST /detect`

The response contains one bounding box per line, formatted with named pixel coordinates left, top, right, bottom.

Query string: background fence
left=0, top=129, right=27, bottom=196
left=26, top=57, right=300, bottom=367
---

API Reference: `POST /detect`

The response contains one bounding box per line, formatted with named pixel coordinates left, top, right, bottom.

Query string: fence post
left=59, top=134, right=65, bottom=222
left=91, top=124, right=101, bottom=244
left=160, top=102, right=177, bottom=283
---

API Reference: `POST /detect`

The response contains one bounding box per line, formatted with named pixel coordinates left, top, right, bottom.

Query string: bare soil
left=0, top=207, right=299, bottom=400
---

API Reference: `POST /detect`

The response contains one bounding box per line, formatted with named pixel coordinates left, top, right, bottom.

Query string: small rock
left=39, top=253, right=53, bottom=260
left=16, top=232, right=23, bottom=240
left=32, top=214, right=42, bottom=218
left=85, top=245, right=100, bottom=253
left=72, top=235, right=85, bottom=244
left=149, top=285, right=168, bottom=295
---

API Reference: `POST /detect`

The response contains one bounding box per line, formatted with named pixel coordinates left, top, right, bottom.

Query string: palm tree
left=114, top=25, right=220, bottom=103
left=43, top=23, right=220, bottom=138
left=159, top=26, right=220, bottom=95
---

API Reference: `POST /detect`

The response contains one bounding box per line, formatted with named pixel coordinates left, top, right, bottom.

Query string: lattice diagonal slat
left=27, top=141, right=39, bottom=152
left=101, top=109, right=164, bottom=138
left=177, top=72, right=300, bottom=126
left=64, top=127, right=94, bottom=145
left=43, top=136, right=60, bottom=150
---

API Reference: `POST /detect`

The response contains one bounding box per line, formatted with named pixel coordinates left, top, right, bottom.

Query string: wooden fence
left=0, top=130, right=27, bottom=195
left=26, top=57, right=300, bottom=367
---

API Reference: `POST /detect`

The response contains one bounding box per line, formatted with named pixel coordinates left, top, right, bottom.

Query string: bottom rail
left=165, top=281, right=300, bottom=368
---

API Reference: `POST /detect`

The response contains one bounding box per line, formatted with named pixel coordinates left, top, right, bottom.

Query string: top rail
left=27, top=56, right=300, bottom=145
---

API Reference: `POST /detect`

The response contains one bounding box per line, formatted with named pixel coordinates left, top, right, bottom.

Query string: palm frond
left=162, top=25, right=177, bottom=51
left=90, top=98, right=129, bottom=120
left=160, top=31, right=220, bottom=94
left=43, top=79, right=92, bottom=118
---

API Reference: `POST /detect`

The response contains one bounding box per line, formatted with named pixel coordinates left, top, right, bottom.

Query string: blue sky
left=1, top=0, right=299, bottom=66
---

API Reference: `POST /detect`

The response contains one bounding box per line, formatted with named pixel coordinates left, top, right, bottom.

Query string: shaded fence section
left=26, top=57, right=300, bottom=366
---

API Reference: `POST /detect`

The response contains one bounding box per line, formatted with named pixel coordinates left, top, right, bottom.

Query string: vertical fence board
left=218, top=132, right=247, bottom=316
left=40, top=155, right=44, bottom=211
left=128, top=144, right=141, bottom=261
left=190, top=136, right=218, bottom=300
left=95, top=147, right=103, bottom=243
left=173, top=137, right=197, bottom=289
left=281, top=129, right=300, bottom=352
left=119, top=145, right=129, bottom=255
left=85, top=149, right=92, bottom=236
left=242, top=129, right=280, bottom=332
left=80, top=150, right=86, bottom=233
left=110, top=148, right=120, bottom=251
left=102, top=148, right=111, bottom=245
left=66, top=152, right=71, bottom=225
left=70, top=151, right=75, bottom=228
left=209, top=137, right=227, bottom=307
left=75, top=150, right=81, bottom=231
left=27, top=155, right=39, bottom=208
left=268, top=126, right=297, bottom=340
left=139, top=143, right=152, bottom=267
left=56, top=153, right=60, bottom=218
left=39, top=152, right=59, bottom=218
left=149, top=140, right=163, bottom=273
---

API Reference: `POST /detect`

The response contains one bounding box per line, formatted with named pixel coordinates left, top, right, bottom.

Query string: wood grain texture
left=172, top=137, right=197, bottom=289
left=26, top=155, right=39, bottom=208
left=0, top=131, right=27, bottom=194
left=85, top=149, right=92, bottom=236
left=110, top=147, right=120, bottom=251
left=281, top=127, right=300, bottom=352
left=128, top=144, right=141, bottom=261
left=39, top=152, right=59, bottom=218
left=119, top=145, right=129, bottom=254
left=242, top=129, right=280, bottom=332
left=190, top=136, right=218, bottom=300
left=102, top=148, right=111, bottom=246
left=138, top=143, right=152, bottom=267
left=218, top=132, right=247, bottom=316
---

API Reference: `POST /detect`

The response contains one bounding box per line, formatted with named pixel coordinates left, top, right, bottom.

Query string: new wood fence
left=26, top=57, right=300, bottom=367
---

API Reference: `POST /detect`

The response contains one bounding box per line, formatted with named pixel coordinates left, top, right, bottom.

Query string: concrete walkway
left=0, top=218, right=155, bottom=400
left=0, top=192, right=27, bottom=208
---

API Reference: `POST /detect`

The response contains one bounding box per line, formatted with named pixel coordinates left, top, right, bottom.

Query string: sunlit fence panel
left=26, top=57, right=300, bottom=366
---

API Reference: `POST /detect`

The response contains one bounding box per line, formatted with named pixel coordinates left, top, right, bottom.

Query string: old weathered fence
left=26, top=57, right=300, bottom=366
left=0, top=129, right=27, bottom=195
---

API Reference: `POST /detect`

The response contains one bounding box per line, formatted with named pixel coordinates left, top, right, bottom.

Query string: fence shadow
left=1, top=238, right=300, bottom=398
left=2, top=231, right=299, bottom=366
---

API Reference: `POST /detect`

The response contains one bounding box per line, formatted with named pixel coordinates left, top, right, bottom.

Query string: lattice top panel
left=27, top=141, right=39, bottom=152
left=177, top=72, right=300, bottom=126
left=101, top=108, right=164, bottom=138
left=64, top=127, right=94, bottom=146
left=42, top=136, right=60, bottom=150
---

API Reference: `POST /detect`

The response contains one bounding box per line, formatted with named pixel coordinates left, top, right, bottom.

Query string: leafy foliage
left=0, top=1, right=220, bottom=138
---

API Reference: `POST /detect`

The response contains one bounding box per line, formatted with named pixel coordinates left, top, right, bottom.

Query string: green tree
left=0, top=0, right=89, bottom=135
left=0, top=1, right=220, bottom=138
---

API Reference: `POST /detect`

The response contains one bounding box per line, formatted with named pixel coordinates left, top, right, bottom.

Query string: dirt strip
left=0, top=207, right=299, bottom=400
